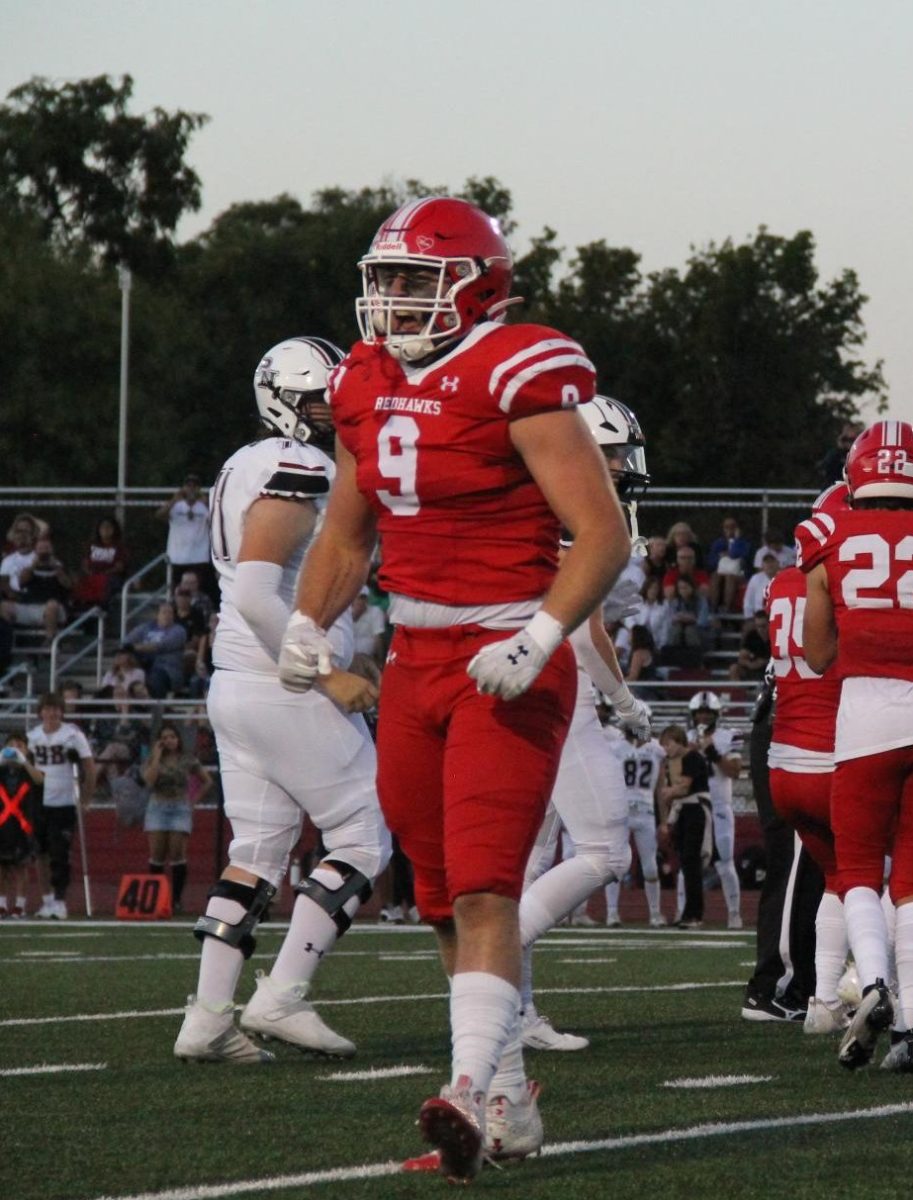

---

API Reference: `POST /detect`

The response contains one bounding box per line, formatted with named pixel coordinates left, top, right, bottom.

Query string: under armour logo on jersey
left=440, top=376, right=460, bottom=393
left=507, top=643, right=530, bottom=666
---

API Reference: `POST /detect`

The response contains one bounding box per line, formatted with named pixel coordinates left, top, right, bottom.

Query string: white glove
left=467, top=611, right=564, bottom=701
left=613, top=693, right=652, bottom=742
left=278, top=612, right=334, bottom=693
left=602, top=575, right=642, bottom=623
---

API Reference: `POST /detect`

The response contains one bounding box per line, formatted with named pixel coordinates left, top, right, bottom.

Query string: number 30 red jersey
left=766, top=567, right=839, bottom=754
left=329, top=321, right=596, bottom=606
left=800, top=508, right=913, bottom=682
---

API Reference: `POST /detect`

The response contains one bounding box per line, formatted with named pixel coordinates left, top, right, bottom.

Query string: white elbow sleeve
left=568, top=622, right=629, bottom=705
left=232, top=561, right=289, bottom=661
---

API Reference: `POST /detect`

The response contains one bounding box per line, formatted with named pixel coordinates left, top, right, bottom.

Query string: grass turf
left=2, top=921, right=911, bottom=1200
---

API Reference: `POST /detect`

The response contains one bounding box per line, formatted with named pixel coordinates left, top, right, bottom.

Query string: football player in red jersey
left=762, top=482, right=848, bottom=1031
left=803, top=420, right=913, bottom=1070
left=279, top=196, right=630, bottom=1179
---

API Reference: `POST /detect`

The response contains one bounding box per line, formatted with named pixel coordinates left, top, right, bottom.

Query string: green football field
left=3, top=919, right=912, bottom=1200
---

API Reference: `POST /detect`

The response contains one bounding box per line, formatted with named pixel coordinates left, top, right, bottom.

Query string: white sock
left=605, top=880, right=621, bottom=921
left=270, top=866, right=361, bottom=990
left=487, top=1013, right=527, bottom=1103
left=893, top=904, right=913, bottom=1030
left=717, top=858, right=741, bottom=918
left=814, top=891, right=848, bottom=1005
left=15, top=895, right=26, bottom=910
left=519, top=944, right=534, bottom=1013
left=644, top=877, right=661, bottom=920
left=196, top=896, right=247, bottom=1010
left=882, top=887, right=897, bottom=989
left=844, top=886, right=889, bottom=990
left=450, top=972, right=519, bottom=1097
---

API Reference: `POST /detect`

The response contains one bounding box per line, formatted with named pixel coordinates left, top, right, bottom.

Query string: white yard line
left=85, top=1102, right=913, bottom=1200
left=560, top=957, right=618, bottom=964
left=316, top=1065, right=434, bottom=1082
left=0, top=981, right=746, bottom=1027
left=663, top=1074, right=773, bottom=1088
left=0, top=1061, right=106, bottom=1077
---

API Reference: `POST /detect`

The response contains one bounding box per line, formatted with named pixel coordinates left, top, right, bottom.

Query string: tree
left=0, top=74, right=207, bottom=271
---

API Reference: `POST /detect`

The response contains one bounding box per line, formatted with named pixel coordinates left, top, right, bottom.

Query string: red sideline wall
left=35, top=808, right=764, bottom=926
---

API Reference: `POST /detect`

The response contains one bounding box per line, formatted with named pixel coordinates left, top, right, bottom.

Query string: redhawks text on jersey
left=329, top=322, right=596, bottom=606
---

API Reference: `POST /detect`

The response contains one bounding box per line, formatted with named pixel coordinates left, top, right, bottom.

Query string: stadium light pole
left=117, top=263, right=132, bottom=529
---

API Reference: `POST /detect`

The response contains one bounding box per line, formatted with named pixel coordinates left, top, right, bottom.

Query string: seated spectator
left=2, top=512, right=45, bottom=556
left=177, top=568, right=214, bottom=623
left=641, top=536, right=669, bottom=585
left=665, top=521, right=705, bottom=568
left=72, top=516, right=127, bottom=610
left=100, top=646, right=147, bottom=713
left=707, top=515, right=752, bottom=613
left=729, top=610, right=771, bottom=682
left=752, top=528, right=796, bottom=571
left=126, top=601, right=187, bottom=699
left=631, top=575, right=672, bottom=650
left=662, top=545, right=711, bottom=602
left=625, top=624, right=665, bottom=701
left=173, top=586, right=206, bottom=682
left=660, top=577, right=712, bottom=668
left=742, top=553, right=781, bottom=619
left=1, top=534, right=71, bottom=641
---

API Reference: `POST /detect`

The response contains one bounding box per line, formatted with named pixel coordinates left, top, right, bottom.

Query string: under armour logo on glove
left=466, top=612, right=564, bottom=701
left=506, top=643, right=529, bottom=666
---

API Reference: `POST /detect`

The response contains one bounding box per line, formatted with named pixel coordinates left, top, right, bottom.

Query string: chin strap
left=628, top=501, right=647, bottom=556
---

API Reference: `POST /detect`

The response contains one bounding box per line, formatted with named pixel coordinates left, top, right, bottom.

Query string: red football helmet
left=811, top=481, right=851, bottom=515
left=844, top=420, right=913, bottom=501
left=356, top=196, right=514, bottom=362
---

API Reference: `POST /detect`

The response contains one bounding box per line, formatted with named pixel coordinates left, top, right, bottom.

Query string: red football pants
left=769, top=768, right=837, bottom=888
left=830, top=745, right=913, bottom=901
left=376, top=624, right=577, bottom=922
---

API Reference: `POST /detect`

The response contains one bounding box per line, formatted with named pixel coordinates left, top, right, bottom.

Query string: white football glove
left=613, top=693, right=652, bottom=742
left=278, top=612, right=334, bottom=693
left=602, top=575, right=642, bottom=623
left=467, top=611, right=564, bottom=701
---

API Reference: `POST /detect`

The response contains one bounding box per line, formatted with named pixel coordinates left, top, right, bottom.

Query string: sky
left=2, top=0, right=912, bottom=428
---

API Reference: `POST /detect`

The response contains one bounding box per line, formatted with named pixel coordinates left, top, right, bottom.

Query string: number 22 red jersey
left=800, top=508, right=913, bottom=681
left=766, top=567, right=840, bottom=753
left=329, top=321, right=596, bottom=606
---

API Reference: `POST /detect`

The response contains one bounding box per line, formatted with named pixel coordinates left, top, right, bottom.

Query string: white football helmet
left=253, top=336, right=345, bottom=449
left=688, top=690, right=722, bottom=727
left=578, top=395, right=650, bottom=500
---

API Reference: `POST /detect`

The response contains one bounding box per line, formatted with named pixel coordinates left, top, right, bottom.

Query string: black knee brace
left=295, top=859, right=372, bottom=936
left=192, top=876, right=276, bottom=959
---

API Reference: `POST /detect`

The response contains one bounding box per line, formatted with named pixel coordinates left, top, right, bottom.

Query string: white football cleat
left=880, top=1033, right=913, bottom=1073
left=836, top=964, right=863, bottom=1009
left=520, top=1011, right=589, bottom=1051
left=486, top=1080, right=543, bottom=1161
left=803, top=997, right=850, bottom=1035
left=838, top=979, right=894, bottom=1069
left=35, top=899, right=55, bottom=919
left=240, top=971, right=356, bottom=1057
left=418, top=1082, right=485, bottom=1182
left=649, top=915, right=667, bottom=927
left=571, top=912, right=599, bottom=927
left=174, top=996, right=274, bottom=1064
left=605, top=915, right=623, bottom=929
left=727, top=913, right=744, bottom=930
left=51, top=900, right=68, bottom=920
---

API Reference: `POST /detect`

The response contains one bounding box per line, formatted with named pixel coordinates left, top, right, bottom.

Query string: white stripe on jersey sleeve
left=496, top=353, right=595, bottom=415
left=488, top=337, right=585, bottom=397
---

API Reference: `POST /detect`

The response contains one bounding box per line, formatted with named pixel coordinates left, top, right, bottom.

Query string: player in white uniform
left=518, top=398, right=653, bottom=1052
left=605, top=724, right=667, bottom=927
left=28, top=692, right=96, bottom=920
left=175, top=337, right=391, bottom=1064
left=686, top=691, right=743, bottom=928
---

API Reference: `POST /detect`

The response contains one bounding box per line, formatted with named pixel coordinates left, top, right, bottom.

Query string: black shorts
left=33, top=805, right=77, bottom=854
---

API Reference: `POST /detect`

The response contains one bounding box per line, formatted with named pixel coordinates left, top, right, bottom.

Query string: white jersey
left=27, top=722, right=92, bottom=807
left=611, top=737, right=666, bottom=814
left=687, top=724, right=743, bottom=808
left=210, top=437, right=354, bottom=675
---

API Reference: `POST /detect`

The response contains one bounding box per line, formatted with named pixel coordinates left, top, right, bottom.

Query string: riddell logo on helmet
left=374, top=240, right=407, bottom=253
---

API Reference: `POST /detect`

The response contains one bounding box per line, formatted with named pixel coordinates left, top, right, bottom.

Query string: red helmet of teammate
left=844, top=420, right=913, bottom=501
left=356, top=196, right=514, bottom=362
left=811, top=481, right=851, bottom=516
